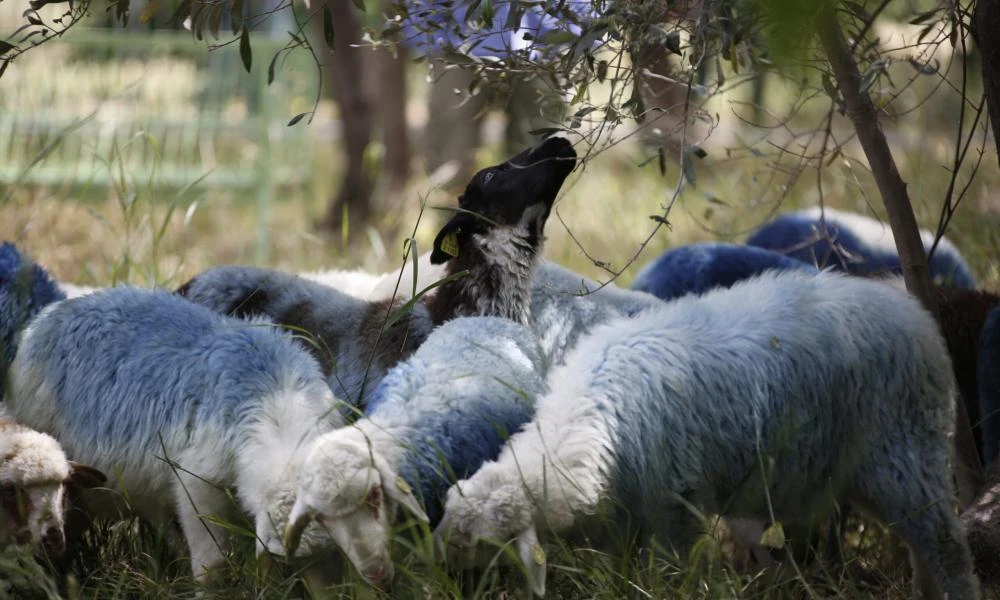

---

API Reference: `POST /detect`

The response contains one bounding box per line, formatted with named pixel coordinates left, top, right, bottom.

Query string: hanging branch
left=815, top=0, right=983, bottom=504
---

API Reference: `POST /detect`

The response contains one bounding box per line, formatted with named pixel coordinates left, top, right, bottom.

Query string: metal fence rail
left=0, top=27, right=319, bottom=261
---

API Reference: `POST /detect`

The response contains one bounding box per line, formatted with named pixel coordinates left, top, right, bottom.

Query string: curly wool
left=440, top=269, right=977, bottom=599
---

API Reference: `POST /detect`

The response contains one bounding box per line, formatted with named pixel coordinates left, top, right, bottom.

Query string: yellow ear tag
left=531, top=543, right=546, bottom=565
left=395, top=476, right=412, bottom=495
left=758, top=522, right=786, bottom=549
left=440, top=229, right=460, bottom=258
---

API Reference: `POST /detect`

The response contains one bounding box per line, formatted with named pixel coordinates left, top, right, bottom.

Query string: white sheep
left=177, top=137, right=577, bottom=409
left=435, top=269, right=978, bottom=599
left=0, top=417, right=105, bottom=556
left=6, top=287, right=345, bottom=580
left=527, top=260, right=663, bottom=367
left=283, top=315, right=546, bottom=586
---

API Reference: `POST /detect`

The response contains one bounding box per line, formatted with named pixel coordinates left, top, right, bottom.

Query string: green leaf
left=908, top=57, right=938, bottom=76
left=168, top=0, right=192, bottom=28
left=569, top=106, right=595, bottom=129
left=0, top=41, right=16, bottom=59
left=821, top=73, right=839, bottom=101
left=322, top=3, right=335, bottom=49
left=681, top=151, right=695, bottom=184
left=287, top=112, right=309, bottom=126
left=843, top=2, right=871, bottom=23
left=208, top=4, right=222, bottom=40
left=229, top=0, right=244, bottom=34
left=759, top=522, right=785, bottom=549
left=526, top=127, right=562, bottom=137
left=239, top=27, right=252, bottom=72
left=481, top=0, right=494, bottom=28
left=909, top=9, right=938, bottom=25
left=538, top=30, right=576, bottom=45
left=351, top=0, right=365, bottom=11
left=267, top=51, right=279, bottom=85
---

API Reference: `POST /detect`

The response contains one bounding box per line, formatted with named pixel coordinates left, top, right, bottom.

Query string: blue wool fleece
left=365, top=316, right=546, bottom=524
left=11, top=287, right=333, bottom=461
left=746, top=209, right=976, bottom=288
left=0, top=242, right=65, bottom=400
left=629, top=242, right=818, bottom=301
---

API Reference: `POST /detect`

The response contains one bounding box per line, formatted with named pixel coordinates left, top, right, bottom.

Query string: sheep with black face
left=177, top=137, right=577, bottom=409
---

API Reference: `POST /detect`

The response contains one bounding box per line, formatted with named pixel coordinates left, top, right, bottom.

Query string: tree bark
left=377, top=0, right=410, bottom=195
left=317, top=0, right=376, bottom=233
left=972, top=0, right=1000, bottom=169
left=816, top=1, right=983, bottom=504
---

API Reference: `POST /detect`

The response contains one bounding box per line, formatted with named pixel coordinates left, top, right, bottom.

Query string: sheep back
left=0, top=243, right=65, bottom=398
left=366, top=316, right=545, bottom=523
left=629, top=242, right=819, bottom=301
left=9, top=287, right=334, bottom=503
left=561, top=270, right=954, bottom=534
left=530, top=261, right=661, bottom=366
left=747, top=208, right=976, bottom=288
left=177, top=265, right=430, bottom=409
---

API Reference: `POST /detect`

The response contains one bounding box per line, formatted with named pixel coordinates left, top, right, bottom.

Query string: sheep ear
left=373, top=457, right=429, bottom=523
left=516, top=525, right=546, bottom=597
left=67, top=461, right=107, bottom=488
left=430, top=213, right=475, bottom=264
left=284, top=498, right=313, bottom=557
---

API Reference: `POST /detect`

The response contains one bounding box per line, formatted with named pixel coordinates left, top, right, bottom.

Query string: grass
left=2, top=17, right=1000, bottom=600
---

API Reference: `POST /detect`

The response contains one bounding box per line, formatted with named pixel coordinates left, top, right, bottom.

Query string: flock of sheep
left=1, top=135, right=999, bottom=599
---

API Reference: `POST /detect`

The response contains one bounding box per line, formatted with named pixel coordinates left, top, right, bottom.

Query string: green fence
left=0, top=27, right=319, bottom=261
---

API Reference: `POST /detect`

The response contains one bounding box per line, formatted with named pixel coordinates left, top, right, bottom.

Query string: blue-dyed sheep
left=629, top=242, right=819, bottom=301
left=6, top=287, right=345, bottom=580
left=283, top=316, right=546, bottom=587
left=178, top=137, right=577, bottom=409
left=436, top=270, right=978, bottom=599
left=0, top=242, right=65, bottom=397
left=747, top=207, right=976, bottom=288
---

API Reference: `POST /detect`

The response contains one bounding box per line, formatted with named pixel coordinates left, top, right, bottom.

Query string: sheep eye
left=366, top=485, right=383, bottom=519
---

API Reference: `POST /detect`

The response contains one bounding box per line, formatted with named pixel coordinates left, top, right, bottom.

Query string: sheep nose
left=42, top=527, right=65, bottom=556
left=363, top=563, right=393, bottom=587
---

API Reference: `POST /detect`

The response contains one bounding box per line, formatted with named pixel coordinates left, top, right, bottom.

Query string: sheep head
left=0, top=424, right=106, bottom=556
left=434, top=465, right=546, bottom=596
left=284, top=431, right=428, bottom=588
left=431, top=136, right=578, bottom=266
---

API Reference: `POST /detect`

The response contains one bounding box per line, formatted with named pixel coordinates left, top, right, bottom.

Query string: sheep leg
left=849, top=438, right=979, bottom=600
left=172, top=476, right=232, bottom=581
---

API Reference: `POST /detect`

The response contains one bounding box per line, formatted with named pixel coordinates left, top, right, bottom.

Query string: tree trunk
left=630, top=0, right=705, bottom=160
left=972, top=0, right=1000, bottom=169
left=378, top=0, right=410, bottom=195
left=816, top=0, right=983, bottom=505
left=317, top=0, right=376, bottom=234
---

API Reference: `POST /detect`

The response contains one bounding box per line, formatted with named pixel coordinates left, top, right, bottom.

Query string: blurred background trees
left=0, top=0, right=995, bottom=285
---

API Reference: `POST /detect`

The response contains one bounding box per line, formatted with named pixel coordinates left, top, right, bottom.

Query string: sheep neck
left=426, top=226, right=538, bottom=326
